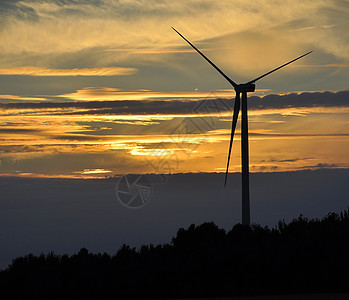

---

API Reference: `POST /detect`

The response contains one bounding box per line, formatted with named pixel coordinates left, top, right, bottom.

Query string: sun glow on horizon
left=0, top=92, right=348, bottom=178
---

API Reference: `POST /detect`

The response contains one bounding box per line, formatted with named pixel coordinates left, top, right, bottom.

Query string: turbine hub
left=235, top=83, right=255, bottom=93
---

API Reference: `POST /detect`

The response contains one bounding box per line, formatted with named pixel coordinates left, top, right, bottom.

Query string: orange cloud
left=0, top=67, right=137, bottom=76
left=58, top=86, right=265, bottom=102
left=58, top=87, right=237, bottom=101
left=0, top=95, right=47, bottom=101
left=299, top=63, right=349, bottom=68
left=74, top=169, right=112, bottom=175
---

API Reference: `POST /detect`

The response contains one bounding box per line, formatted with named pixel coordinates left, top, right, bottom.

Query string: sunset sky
left=1, top=0, right=349, bottom=270
left=0, top=0, right=348, bottom=178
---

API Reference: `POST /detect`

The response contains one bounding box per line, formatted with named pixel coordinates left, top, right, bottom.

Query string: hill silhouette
left=0, top=208, right=348, bottom=299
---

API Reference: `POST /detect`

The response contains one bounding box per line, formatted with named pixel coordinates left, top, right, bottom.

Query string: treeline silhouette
left=1, top=208, right=349, bottom=299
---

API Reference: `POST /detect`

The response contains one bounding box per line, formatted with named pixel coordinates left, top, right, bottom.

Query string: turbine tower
left=172, top=27, right=312, bottom=226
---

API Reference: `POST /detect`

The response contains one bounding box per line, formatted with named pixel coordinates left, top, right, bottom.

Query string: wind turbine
left=172, top=27, right=312, bottom=226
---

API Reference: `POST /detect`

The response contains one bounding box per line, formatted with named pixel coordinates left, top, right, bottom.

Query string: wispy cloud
left=0, top=67, right=137, bottom=76
left=74, top=168, right=112, bottom=175
left=300, top=63, right=349, bottom=68
left=1, top=0, right=348, bottom=71
left=0, top=95, right=47, bottom=101
left=58, top=87, right=237, bottom=101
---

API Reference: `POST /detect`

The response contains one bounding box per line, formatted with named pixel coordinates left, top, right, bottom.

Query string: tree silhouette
left=0, top=208, right=348, bottom=299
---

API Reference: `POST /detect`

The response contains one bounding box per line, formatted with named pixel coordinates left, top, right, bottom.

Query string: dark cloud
left=0, top=145, right=46, bottom=153
left=0, top=0, right=213, bottom=21
left=250, top=133, right=349, bottom=137
left=0, top=0, right=38, bottom=22
left=300, top=163, right=339, bottom=169
left=0, top=99, right=198, bottom=114
left=248, top=90, right=349, bottom=110
left=0, top=0, right=99, bottom=14
left=0, top=128, right=41, bottom=133
left=264, top=157, right=311, bottom=163
left=52, top=134, right=104, bottom=141
left=0, top=90, right=348, bottom=116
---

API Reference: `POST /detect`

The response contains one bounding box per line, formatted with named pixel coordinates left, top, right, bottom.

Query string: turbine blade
left=247, top=51, right=313, bottom=84
left=224, top=92, right=241, bottom=187
left=172, top=27, right=237, bottom=88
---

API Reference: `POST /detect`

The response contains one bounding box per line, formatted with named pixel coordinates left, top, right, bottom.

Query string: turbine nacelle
left=235, top=83, right=255, bottom=93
